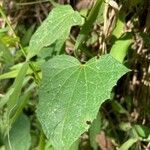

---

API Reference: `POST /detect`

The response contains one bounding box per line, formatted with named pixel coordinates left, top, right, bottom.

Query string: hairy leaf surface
left=37, top=54, right=129, bottom=149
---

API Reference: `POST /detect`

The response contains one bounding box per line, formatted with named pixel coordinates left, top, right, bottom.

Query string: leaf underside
left=37, top=54, right=129, bottom=150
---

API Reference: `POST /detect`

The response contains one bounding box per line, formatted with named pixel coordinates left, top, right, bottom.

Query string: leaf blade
left=110, top=34, right=133, bottom=63
left=7, top=62, right=29, bottom=111
left=37, top=54, right=129, bottom=150
left=28, top=5, right=83, bottom=59
left=75, top=0, right=103, bottom=50
left=4, top=114, right=31, bottom=150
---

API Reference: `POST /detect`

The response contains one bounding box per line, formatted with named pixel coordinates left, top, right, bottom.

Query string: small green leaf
left=75, top=0, right=103, bottom=50
left=89, top=112, right=101, bottom=150
left=112, top=101, right=128, bottom=114
left=112, top=12, right=125, bottom=39
left=0, top=70, right=19, bottom=80
left=21, top=24, right=36, bottom=46
left=1, top=35, right=19, bottom=46
left=110, top=33, right=133, bottom=63
left=7, top=62, right=29, bottom=111
left=37, top=39, right=65, bottom=59
left=0, top=63, right=28, bottom=108
left=37, top=54, right=129, bottom=150
left=10, top=91, right=31, bottom=124
left=4, top=114, right=31, bottom=150
left=28, top=5, right=83, bottom=59
left=0, top=61, right=41, bottom=80
left=119, top=138, right=137, bottom=150
left=119, top=122, right=131, bottom=131
left=0, top=40, right=14, bottom=65
left=133, top=124, right=150, bottom=139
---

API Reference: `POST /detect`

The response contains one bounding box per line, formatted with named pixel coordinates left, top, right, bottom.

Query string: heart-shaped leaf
left=37, top=54, right=129, bottom=150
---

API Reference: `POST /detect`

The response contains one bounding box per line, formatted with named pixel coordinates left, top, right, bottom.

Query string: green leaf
left=96, top=1, right=105, bottom=24
left=112, top=101, right=128, bottom=115
left=0, top=70, right=20, bottom=80
left=37, top=39, right=65, bottom=59
left=4, top=114, right=31, bottom=150
left=132, top=124, right=150, bottom=139
left=7, top=62, right=29, bottom=111
left=1, top=35, right=19, bottom=46
left=110, top=33, right=133, bottom=63
left=0, top=40, right=14, bottom=65
left=89, top=112, right=101, bottom=150
left=21, top=24, right=36, bottom=46
left=0, top=61, right=41, bottom=80
left=37, top=54, right=129, bottom=150
left=119, top=138, right=137, bottom=150
left=112, top=12, right=125, bottom=39
left=0, top=63, right=28, bottom=109
left=119, top=122, right=131, bottom=131
left=10, top=91, right=31, bottom=124
left=28, top=5, right=83, bottom=59
left=75, top=0, right=103, bottom=50
left=69, top=139, right=79, bottom=150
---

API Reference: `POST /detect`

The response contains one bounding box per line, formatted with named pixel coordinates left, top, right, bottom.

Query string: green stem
left=0, top=6, right=41, bottom=84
